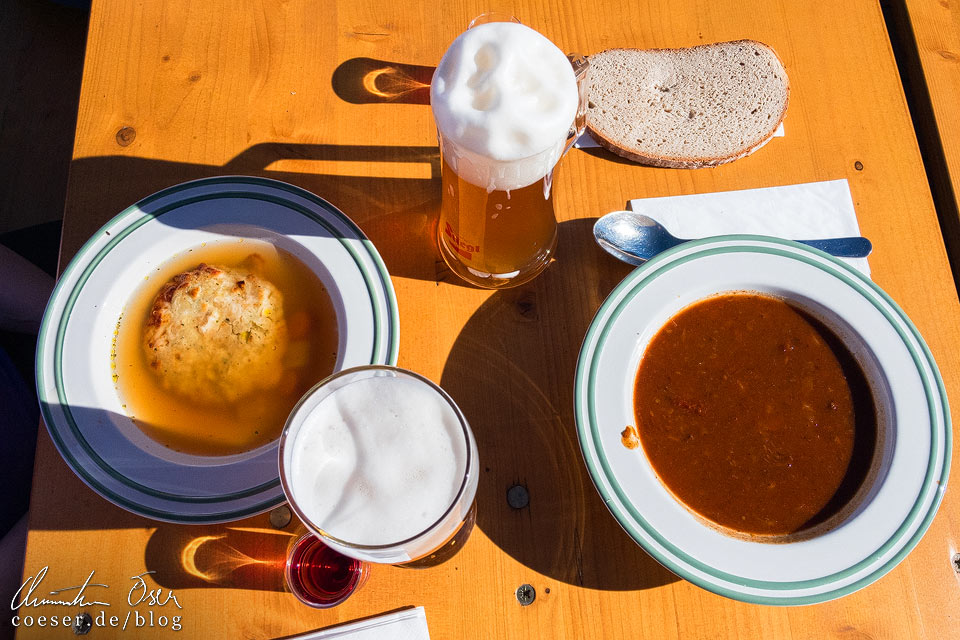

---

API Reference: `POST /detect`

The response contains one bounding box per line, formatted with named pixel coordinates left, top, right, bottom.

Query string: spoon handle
left=796, top=237, right=873, bottom=258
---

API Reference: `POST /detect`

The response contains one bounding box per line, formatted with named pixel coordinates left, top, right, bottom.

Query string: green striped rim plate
left=574, top=235, right=950, bottom=605
left=36, top=176, right=399, bottom=523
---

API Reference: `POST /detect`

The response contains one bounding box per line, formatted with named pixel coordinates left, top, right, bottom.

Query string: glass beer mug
left=431, top=16, right=590, bottom=288
left=279, top=365, right=480, bottom=566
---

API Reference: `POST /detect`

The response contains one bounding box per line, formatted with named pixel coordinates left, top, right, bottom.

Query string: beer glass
left=278, top=366, right=479, bottom=565
left=433, top=16, right=590, bottom=288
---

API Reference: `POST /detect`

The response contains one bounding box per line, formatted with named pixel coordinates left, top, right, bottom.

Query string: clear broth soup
left=113, top=239, right=338, bottom=456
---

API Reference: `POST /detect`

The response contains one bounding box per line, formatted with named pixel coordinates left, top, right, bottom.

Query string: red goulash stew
left=633, top=293, right=877, bottom=538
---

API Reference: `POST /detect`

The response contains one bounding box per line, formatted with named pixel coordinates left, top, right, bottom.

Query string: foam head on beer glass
left=278, top=366, right=480, bottom=564
left=431, top=18, right=588, bottom=288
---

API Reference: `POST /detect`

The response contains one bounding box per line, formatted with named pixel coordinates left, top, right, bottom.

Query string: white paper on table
left=626, top=178, right=870, bottom=277
left=284, top=607, right=430, bottom=640
left=574, top=122, right=785, bottom=149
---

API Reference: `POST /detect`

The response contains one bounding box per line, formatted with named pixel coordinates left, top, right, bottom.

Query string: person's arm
left=0, top=244, right=54, bottom=334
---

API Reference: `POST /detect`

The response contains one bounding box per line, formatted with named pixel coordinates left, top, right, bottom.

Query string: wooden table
left=16, top=0, right=960, bottom=638
left=886, top=0, right=960, bottom=283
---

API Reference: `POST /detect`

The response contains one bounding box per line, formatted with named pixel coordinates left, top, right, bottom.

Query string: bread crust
left=585, top=40, right=790, bottom=169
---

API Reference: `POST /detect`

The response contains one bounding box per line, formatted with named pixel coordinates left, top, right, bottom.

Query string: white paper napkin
left=286, top=607, right=430, bottom=640
left=626, top=178, right=869, bottom=276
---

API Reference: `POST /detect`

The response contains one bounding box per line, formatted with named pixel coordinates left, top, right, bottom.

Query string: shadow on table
left=60, top=141, right=466, bottom=286
left=440, top=219, right=679, bottom=591
left=143, top=521, right=295, bottom=592
left=331, top=57, right=434, bottom=105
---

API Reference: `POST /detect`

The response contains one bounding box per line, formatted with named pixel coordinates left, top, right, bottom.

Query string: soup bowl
left=574, top=235, right=950, bottom=605
left=36, top=177, right=399, bottom=523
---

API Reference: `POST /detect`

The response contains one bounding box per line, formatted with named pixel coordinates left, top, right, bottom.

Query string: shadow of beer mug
left=432, top=16, right=591, bottom=289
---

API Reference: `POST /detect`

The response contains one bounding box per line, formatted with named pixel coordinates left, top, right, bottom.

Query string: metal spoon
left=593, top=210, right=873, bottom=266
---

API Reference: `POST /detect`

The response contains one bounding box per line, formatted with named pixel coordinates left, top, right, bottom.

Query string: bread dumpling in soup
left=112, top=239, right=339, bottom=457
left=143, top=259, right=287, bottom=405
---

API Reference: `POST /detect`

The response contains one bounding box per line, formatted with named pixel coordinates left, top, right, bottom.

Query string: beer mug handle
left=564, top=54, right=590, bottom=156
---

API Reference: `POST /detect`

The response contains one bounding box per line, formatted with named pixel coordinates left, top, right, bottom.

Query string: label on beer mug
left=443, top=223, right=479, bottom=260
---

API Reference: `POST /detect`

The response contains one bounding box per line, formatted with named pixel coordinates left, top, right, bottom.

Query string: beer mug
left=279, top=366, right=480, bottom=565
left=432, top=16, right=590, bottom=288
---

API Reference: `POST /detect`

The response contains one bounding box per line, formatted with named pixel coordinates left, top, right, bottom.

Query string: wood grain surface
left=888, top=0, right=960, bottom=284
left=16, top=0, right=960, bottom=638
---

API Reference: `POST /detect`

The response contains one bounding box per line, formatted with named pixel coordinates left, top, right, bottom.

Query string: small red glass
left=285, top=533, right=368, bottom=608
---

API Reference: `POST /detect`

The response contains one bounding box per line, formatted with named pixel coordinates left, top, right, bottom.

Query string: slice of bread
left=585, top=41, right=789, bottom=168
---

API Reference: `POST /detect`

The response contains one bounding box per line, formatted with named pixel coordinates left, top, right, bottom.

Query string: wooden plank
left=883, top=0, right=960, bottom=288
left=16, top=1, right=960, bottom=638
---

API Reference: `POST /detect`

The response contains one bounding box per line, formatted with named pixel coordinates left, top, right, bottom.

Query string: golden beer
left=437, top=153, right=559, bottom=288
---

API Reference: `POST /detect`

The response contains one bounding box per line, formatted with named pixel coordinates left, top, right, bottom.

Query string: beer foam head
left=431, top=22, right=578, bottom=191
left=287, top=375, right=467, bottom=546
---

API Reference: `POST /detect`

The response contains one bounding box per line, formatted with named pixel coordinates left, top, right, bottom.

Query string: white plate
left=574, top=235, right=950, bottom=605
left=37, top=177, right=399, bottom=523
